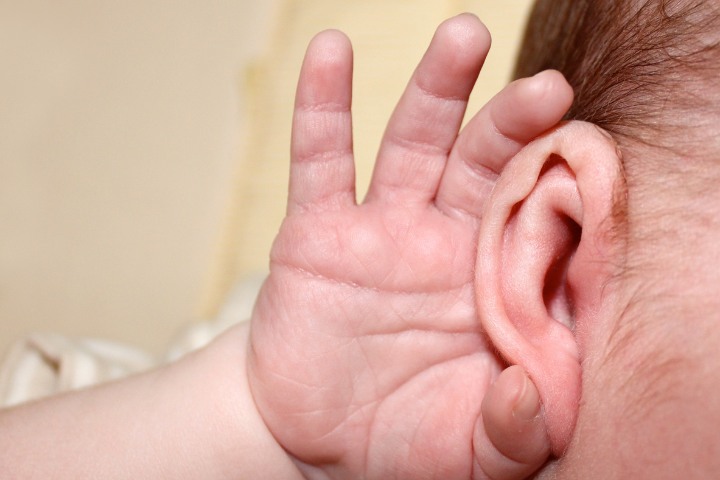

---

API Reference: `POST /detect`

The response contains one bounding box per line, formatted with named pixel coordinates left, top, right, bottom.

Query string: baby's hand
left=248, top=14, right=573, bottom=480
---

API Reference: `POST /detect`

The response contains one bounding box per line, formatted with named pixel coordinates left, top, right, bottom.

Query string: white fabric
left=0, top=275, right=265, bottom=408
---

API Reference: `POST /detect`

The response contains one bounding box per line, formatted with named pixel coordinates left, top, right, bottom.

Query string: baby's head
left=479, top=1, right=720, bottom=477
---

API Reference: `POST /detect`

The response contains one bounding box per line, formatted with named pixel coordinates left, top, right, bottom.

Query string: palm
left=247, top=16, right=572, bottom=480
left=252, top=203, right=498, bottom=478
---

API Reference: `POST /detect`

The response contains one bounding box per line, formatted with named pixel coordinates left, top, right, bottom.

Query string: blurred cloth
left=0, top=276, right=264, bottom=408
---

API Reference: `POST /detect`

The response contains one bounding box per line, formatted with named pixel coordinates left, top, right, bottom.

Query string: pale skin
left=485, top=122, right=720, bottom=480
left=0, top=14, right=575, bottom=479
left=504, top=124, right=720, bottom=480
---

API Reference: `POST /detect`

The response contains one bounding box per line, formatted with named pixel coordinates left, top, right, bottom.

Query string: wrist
left=193, top=323, right=305, bottom=480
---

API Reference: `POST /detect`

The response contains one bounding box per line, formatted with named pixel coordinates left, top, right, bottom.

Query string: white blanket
left=0, top=275, right=264, bottom=407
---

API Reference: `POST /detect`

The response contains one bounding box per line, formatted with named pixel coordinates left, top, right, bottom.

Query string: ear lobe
left=476, top=121, right=623, bottom=456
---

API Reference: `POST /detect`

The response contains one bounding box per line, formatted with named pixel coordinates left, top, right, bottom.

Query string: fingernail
left=513, top=373, right=541, bottom=421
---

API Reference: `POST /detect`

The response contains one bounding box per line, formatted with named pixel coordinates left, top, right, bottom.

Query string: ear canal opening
left=542, top=215, right=581, bottom=331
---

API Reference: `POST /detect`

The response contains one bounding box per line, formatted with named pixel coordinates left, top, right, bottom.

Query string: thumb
left=473, top=365, right=551, bottom=479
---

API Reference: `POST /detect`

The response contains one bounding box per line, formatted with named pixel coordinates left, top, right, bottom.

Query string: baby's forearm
left=0, top=324, right=303, bottom=479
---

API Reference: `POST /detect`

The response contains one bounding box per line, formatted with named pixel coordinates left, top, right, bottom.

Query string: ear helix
left=475, top=122, right=623, bottom=456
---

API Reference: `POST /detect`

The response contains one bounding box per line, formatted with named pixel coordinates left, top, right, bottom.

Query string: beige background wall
left=0, top=0, right=533, bottom=356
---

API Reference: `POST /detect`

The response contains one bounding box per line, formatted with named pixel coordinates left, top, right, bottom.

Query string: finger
left=365, top=13, right=491, bottom=206
left=289, top=29, right=356, bottom=213
left=473, top=365, right=551, bottom=480
left=436, top=70, right=573, bottom=220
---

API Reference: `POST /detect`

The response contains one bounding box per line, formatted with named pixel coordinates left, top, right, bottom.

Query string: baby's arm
left=0, top=324, right=304, bottom=479
left=0, top=328, right=544, bottom=479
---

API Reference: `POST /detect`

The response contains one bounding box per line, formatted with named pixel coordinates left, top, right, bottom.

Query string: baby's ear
left=476, top=121, right=625, bottom=456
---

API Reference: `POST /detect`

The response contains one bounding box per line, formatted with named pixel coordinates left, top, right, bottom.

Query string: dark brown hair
left=514, top=0, right=720, bottom=155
